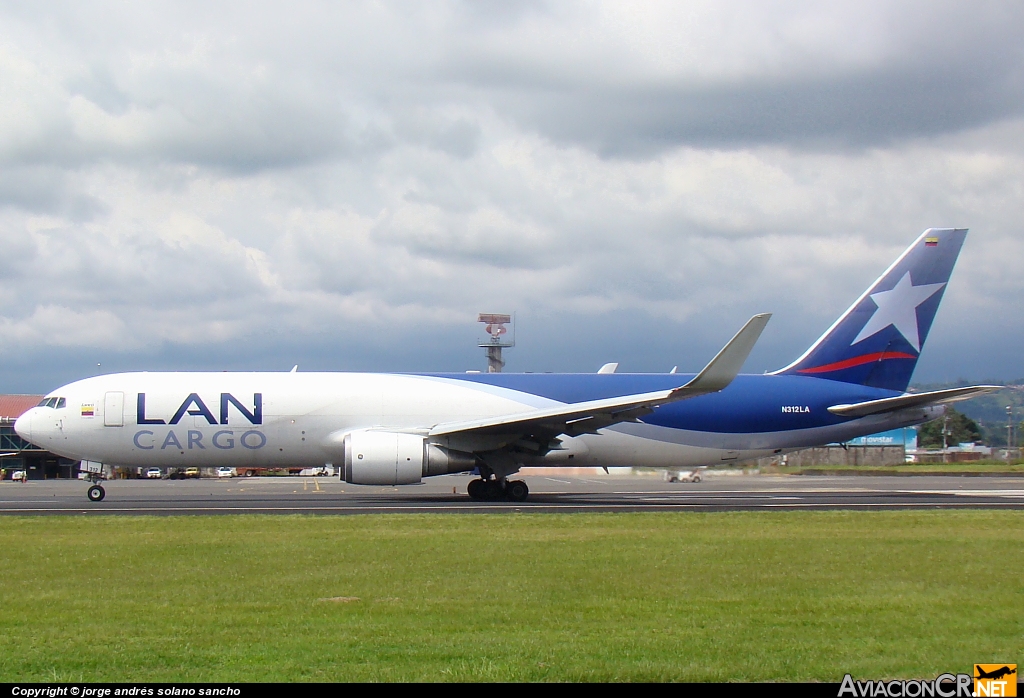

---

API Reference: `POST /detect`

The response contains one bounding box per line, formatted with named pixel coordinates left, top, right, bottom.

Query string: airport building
left=740, top=427, right=916, bottom=469
left=0, top=395, right=79, bottom=479
left=779, top=427, right=916, bottom=467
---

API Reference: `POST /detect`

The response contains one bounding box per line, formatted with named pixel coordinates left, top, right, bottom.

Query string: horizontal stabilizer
left=430, top=313, right=770, bottom=441
left=827, top=385, right=1001, bottom=418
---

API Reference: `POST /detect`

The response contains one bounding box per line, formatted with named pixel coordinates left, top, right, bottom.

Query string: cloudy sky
left=2, top=1, right=1023, bottom=392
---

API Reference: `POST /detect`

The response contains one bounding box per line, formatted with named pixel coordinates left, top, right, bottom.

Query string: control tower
left=478, top=313, right=514, bottom=373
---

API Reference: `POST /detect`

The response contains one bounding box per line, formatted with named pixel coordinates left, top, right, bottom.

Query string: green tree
left=918, top=408, right=983, bottom=448
left=979, top=418, right=1024, bottom=447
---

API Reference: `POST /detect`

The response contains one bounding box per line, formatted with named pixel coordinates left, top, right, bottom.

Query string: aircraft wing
left=827, top=385, right=1001, bottom=418
left=430, top=313, right=770, bottom=441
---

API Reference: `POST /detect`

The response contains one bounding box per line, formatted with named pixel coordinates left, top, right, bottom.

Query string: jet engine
left=336, top=430, right=478, bottom=485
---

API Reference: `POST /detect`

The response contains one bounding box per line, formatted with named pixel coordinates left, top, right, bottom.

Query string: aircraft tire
left=466, top=478, right=485, bottom=500
left=506, top=480, right=529, bottom=502
left=483, top=480, right=505, bottom=501
left=87, top=485, right=105, bottom=502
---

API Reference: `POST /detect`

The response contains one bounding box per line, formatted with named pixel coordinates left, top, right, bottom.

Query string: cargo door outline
left=104, top=391, right=124, bottom=427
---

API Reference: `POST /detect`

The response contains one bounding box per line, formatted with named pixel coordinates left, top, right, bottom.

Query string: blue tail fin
left=774, top=228, right=967, bottom=392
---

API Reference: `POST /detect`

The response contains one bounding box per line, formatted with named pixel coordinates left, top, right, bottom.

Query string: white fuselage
left=15, top=371, right=788, bottom=472
left=17, top=370, right=934, bottom=477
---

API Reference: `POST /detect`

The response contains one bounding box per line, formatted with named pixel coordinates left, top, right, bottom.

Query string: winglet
left=429, top=313, right=771, bottom=441
left=676, top=313, right=771, bottom=394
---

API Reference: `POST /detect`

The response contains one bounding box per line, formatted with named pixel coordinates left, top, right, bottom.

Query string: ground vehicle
left=664, top=469, right=702, bottom=483
left=216, top=467, right=235, bottom=478
left=11, top=470, right=26, bottom=481
left=145, top=468, right=162, bottom=479
left=169, top=467, right=200, bottom=480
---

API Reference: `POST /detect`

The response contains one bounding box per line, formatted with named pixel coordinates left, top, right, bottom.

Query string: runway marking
left=705, top=499, right=1010, bottom=508
left=609, top=488, right=1024, bottom=496
left=931, top=490, right=1024, bottom=497
left=625, top=492, right=844, bottom=500
left=0, top=500, right=85, bottom=504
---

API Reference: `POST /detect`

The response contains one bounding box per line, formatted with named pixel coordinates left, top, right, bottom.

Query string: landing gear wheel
left=468, top=479, right=505, bottom=501
left=506, top=480, right=529, bottom=502
left=87, top=485, right=105, bottom=502
left=483, top=480, right=505, bottom=501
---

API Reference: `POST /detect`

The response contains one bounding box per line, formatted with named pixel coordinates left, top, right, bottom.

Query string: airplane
left=14, top=227, right=999, bottom=503
left=975, top=666, right=1016, bottom=681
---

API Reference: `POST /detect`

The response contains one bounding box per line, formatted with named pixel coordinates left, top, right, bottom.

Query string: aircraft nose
left=14, top=411, right=33, bottom=441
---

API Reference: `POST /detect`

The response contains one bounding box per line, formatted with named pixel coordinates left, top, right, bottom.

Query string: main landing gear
left=467, top=478, right=529, bottom=502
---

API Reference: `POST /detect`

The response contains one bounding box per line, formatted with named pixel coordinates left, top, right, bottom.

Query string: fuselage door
left=104, top=391, right=124, bottom=427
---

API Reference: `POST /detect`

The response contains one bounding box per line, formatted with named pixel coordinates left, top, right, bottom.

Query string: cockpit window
left=37, top=397, right=65, bottom=408
left=56, top=397, right=66, bottom=409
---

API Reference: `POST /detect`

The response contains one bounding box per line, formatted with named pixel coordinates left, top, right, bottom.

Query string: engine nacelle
left=337, top=431, right=477, bottom=485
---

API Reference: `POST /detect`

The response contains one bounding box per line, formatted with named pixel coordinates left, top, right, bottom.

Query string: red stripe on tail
left=796, top=351, right=917, bottom=374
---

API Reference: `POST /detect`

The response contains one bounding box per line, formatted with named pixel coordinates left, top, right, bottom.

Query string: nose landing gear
left=80, top=462, right=107, bottom=502
left=467, top=478, right=529, bottom=502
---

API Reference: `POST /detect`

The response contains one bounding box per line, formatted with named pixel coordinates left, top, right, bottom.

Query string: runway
left=2, top=472, right=1024, bottom=514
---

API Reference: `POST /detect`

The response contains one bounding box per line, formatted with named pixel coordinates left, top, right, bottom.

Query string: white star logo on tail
left=851, top=272, right=945, bottom=352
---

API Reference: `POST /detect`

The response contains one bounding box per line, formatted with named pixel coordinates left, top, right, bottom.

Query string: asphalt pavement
left=2, top=472, right=1023, bottom=515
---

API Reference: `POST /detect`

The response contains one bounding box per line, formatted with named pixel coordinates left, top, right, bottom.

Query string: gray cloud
left=0, top=1, right=1021, bottom=390
left=2, top=2, right=1020, bottom=173
left=445, top=4, right=1024, bottom=154
left=496, top=65, right=1024, bottom=156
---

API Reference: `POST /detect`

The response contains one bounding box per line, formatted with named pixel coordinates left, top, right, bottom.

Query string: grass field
left=1, top=511, right=1021, bottom=682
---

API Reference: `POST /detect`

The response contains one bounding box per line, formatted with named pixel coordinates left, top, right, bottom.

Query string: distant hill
left=910, top=381, right=1024, bottom=446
